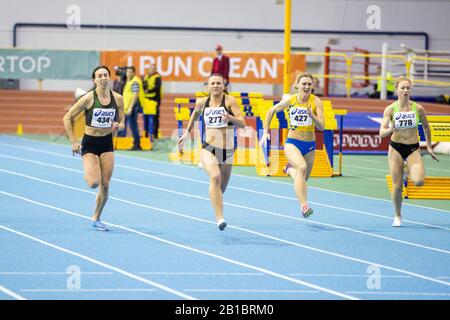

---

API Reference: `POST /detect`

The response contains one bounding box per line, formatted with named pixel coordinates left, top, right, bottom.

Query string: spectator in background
left=143, top=63, right=162, bottom=139
left=118, top=66, right=143, bottom=150
left=312, top=77, right=324, bottom=97
left=370, top=65, right=395, bottom=99
left=211, top=44, right=230, bottom=88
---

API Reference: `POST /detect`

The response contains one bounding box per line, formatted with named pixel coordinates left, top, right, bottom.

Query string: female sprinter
left=379, top=76, right=438, bottom=227
left=260, top=72, right=324, bottom=218
left=63, top=65, right=125, bottom=231
left=177, top=74, right=245, bottom=230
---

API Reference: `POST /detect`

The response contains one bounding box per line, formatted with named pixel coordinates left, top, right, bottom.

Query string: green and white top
left=85, top=89, right=117, bottom=129
left=391, top=101, right=419, bottom=130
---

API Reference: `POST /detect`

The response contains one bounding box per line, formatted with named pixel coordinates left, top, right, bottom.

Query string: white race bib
left=90, top=108, right=116, bottom=128
left=393, top=111, right=417, bottom=129
left=289, top=107, right=312, bottom=127
left=204, top=106, right=228, bottom=128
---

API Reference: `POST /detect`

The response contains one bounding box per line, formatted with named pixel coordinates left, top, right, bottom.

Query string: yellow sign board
left=430, top=122, right=450, bottom=142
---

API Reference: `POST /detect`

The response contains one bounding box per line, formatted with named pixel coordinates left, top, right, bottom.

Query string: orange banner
left=101, top=50, right=305, bottom=84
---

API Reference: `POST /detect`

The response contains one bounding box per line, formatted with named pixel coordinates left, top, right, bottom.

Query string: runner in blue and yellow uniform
left=379, top=76, right=438, bottom=227
left=178, top=74, right=245, bottom=230
left=260, top=72, right=324, bottom=218
left=63, top=66, right=125, bottom=231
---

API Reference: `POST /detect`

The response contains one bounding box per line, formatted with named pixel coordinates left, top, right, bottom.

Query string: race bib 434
left=91, top=108, right=116, bottom=128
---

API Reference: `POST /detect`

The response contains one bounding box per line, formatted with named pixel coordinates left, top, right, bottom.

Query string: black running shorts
left=81, top=133, right=114, bottom=156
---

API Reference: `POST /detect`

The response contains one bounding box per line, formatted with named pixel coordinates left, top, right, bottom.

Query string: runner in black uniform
left=178, top=74, right=245, bottom=230
left=63, top=66, right=125, bottom=231
left=379, top=76, right=438, bottom=227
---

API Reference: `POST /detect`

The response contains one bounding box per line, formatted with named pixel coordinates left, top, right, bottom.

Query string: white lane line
left=8, top=271, right=445, bottom=279
left=2, top=152, right=446, bottom=230
left=344, top=156, right=450, bottom=173
left=0, top=169, right=450, bottom=285
left=335, top=174, right=386, bottom=182
left=231, top=173, right=450, bottom=213
left=0, top=272, right=113, bottom=275
left=2, top=153, right=449, bottom=235
left=0, top=225, right=195, bottom=300
left=1, top=188, right=449, bottom=290
left=20, top=289, right=157, bottom=293
left=0, top=143, right=450, bottom=220
left=0, top=191, right=358, bottom=300
left=0, top=284, right=26, bottom=300
left=229, top=224, right=450, bottom=287
left=342, top=157, right=385, bottom=165
left=22, top=288, right=320, bottom=294
left=289, top=274, right=412, bottom=278
left=422, top=167, right=450, bottom=173
left=2, top=155, right=450, bottom=249
left=342, top=164, right=386, bottom=173
left=139, top=272, right=264, bottom=276
left=344, top=163, right=450, bottom=175
left=346, top=291, right=450, bottom=297
left=1, top=138, right=448, bottom=214
left=183, top=289, right=320, bottom=293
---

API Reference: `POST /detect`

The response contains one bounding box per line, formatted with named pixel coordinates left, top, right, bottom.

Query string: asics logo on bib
left=291, top=108, right=308, bottom=115
left=94, top=110, right=115, bottom=117
left=205, top=109, right=225, bottom=116
left=395, top=113, right=414, bottom=120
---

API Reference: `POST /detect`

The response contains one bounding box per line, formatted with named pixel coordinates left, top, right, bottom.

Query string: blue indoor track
left=0, top=134, right=449, bottom=300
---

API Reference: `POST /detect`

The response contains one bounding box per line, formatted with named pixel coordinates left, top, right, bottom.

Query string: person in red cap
left=211, top=44, right=230, bottom=87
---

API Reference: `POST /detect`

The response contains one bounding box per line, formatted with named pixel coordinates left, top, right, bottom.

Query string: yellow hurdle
left=171, top=92, right=264, bottom=166
left=113, top=137, right=152, bottom=150
left=169, top=147, right=257, bottom=166
left=170, top=92, right=342, bottom=174
left=255, top=98, right=341, bottom=177
left=168, top=145, right=202, bottom=164
left=386, top=115, right=450, bottom=200
left=255, top=144, right=288, bottom=176
left=310, top=149, right=334, bottom=177
left=73, top=113, right=86, bottom=140
left=234, top=148, right=257, bottom=166
left=386, top=175, right=450, bottom=200
left=255, top=144, right=334, bottom=177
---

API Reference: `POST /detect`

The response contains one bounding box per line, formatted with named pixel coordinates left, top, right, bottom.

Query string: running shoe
left=301, top=205, right=313, bottom=218
left=217, top=219, right=227, bottom=231
left=392, top=216, right=402, bottom=227
left=92, top=220, right=109, bottom=231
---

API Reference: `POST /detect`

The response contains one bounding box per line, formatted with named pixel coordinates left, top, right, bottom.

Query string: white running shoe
left=392, top=216, right=402, bottom=227
left=92, top=220, right=109, bottom=231
left=217, top=219, right=227, bottom=231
